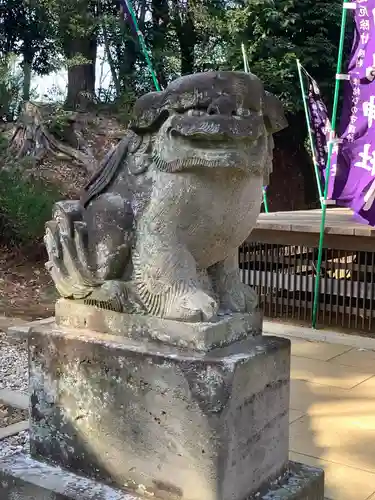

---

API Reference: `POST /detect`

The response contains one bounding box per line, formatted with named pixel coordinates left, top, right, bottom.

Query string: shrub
left=0, top=55, right=23, bottom=123
left=0, top=169, right=60, bottom=246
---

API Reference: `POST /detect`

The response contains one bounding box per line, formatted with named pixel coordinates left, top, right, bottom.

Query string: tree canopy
left=0, top=0, right=345, bottom=110
left=0, top=0, right=349, bottom=210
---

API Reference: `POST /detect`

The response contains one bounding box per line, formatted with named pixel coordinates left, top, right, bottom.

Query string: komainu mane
left=45, top=71, right=287, bottom=322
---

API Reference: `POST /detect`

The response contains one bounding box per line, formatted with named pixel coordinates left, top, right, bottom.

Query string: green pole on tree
left=311, top=2, right=350, bottom=329
left=296, top=59, right=324, bottom=205
left=241, top=43, right=250, bottom=73
left=241, top=43, right=270, bottom=213
left=121, top=0, right=161, bottom=91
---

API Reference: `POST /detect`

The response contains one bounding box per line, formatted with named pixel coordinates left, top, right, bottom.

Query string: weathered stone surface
left=259, top=461, right=324, bottom=499
left=0, top=421, right=29, bottom=440
left=0, top=451, right=324, bottom=500
left=0, top=450, right=136, bottom=499
left=55, top=299, right=262, bottom=351
left=6, top=317, right=54, bottom=343
left=29, top=325, right=291, bottom=500
left=0, top=389, right=29, bottom=409
left=44, top=71, right=288, bottom=323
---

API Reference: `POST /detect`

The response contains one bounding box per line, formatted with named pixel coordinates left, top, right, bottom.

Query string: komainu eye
left=236, top=108, right=251, bottom=117
left=186, top=109, right=206, bottom=117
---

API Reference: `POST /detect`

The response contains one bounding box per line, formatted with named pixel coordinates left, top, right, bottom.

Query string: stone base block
left=6, top=317, right=54, bottom=343
left=55, top=299, right=263, bottom=351
left=29, top=324, right=290, bottom=500
left=0, top=452, right=324, bottom=500
left=0, top=450, right=131, bottom=499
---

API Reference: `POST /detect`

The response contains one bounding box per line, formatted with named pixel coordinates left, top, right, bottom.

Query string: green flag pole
left=122, top=0, right=161, bottom=91
left=241, top=43, right=250, bottom=73
left=296, top=60, right=324, bottom=205
left=311, top=2, right=349, bottom=329
left=241, top=43, right=270, bottom=213
left=262, top=187, right=269, bottom=212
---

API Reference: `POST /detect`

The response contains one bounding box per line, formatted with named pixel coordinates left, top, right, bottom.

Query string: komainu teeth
left=153, top=152, right=221, bottom=173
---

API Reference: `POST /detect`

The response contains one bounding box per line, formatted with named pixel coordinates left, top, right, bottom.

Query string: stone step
left=0, top=454, right=324, bottom=500
left=0, top=389, right=28, bottom=410
left=0, top=317, right=27, bottom=333
left=5, top=317, right=55, bottom=343
left=0, top=421, right=29, bottom=441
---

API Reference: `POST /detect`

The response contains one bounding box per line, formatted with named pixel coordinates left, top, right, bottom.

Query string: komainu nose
left=207, top=95, right=237, bottom=116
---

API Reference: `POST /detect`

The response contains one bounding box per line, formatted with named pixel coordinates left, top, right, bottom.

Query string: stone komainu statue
left=45, top=71, right=287, bottom=322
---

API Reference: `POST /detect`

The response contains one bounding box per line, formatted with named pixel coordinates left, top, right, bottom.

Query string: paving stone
left=329, top=348, right=375, bottom=371
left=291, top=356, right=373, bottom=389
left=0, top=389, right=28, bottom=409
left=0, top=421, right=29, bottom=441
left=289, top=452, right=375, bottom=500
left=290, top=413, right=375, bottom=474
left=289, top=339, right=352, bottom=362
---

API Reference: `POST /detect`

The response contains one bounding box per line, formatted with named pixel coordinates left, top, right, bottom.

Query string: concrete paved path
left=266, top=329, right=375, bottom=500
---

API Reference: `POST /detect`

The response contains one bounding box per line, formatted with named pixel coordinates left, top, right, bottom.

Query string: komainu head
left=129, top=71, right=287, bottom=178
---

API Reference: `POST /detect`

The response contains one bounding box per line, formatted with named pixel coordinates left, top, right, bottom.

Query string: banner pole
left=312, top=3, right=348, bottom=329
left=262, top=187, right=269, bottom=212
left=241, top=43, right=270, bottom=213
left=241, top=43, right=250, bottom=73
left=296, top=59, right=324, bottom=204
left=121, top=0, right=161, bottom=91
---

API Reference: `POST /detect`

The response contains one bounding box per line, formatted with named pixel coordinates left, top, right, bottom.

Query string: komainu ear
left=263, top=91, right=288, bottom=134
left=129, top=91, right=169, bottom=133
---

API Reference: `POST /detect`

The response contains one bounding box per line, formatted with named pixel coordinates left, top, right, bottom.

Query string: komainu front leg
left=133, top=241, right=219, bottom=322
left=208, top=250, right=258, bottom=314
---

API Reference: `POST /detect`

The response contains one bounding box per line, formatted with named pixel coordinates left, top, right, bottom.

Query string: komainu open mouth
left=153, top=124, right=266, bottom=174
left=169, top=128, right=248, bottom=150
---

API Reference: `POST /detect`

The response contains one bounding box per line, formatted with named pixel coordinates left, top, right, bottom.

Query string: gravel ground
left=0, top=404, right=28, bottom=428
left=0, top=430, right=29, bottom=459
left=0, top=326, right=29, bottom=459
left=0, top=332, right=28, bottom=392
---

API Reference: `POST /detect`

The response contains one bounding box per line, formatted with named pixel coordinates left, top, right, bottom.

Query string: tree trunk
left=66, top=62, right=96, bottom=110
left=179, top=19, right=195, bottom=75
left=22, top=59, right=32, bottom=102
left=65, top=35, right=97, bottom=110
left=9, top=102, right=97, bottom=173
left=170, top=0, right=196, bottom=75
left=268, top=113, right=319, bottom=211
left=117, top=0, right=147, bottom=94
left=152, top=0, right=169, bottom=88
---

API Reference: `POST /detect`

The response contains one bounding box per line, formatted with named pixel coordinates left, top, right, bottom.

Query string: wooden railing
left=240, top=209, right=375, bottom=333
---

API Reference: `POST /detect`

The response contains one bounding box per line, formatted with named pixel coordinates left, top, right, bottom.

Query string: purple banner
left=304, top=70, right=334, bottom=198
left=334, top=0, right=375, bottom=225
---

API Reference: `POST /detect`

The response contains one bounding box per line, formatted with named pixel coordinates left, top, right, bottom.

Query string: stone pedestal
left=0, top=311, right=324, bottom=500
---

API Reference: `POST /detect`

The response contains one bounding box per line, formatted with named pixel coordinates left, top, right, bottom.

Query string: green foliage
left=0, top=0, right=351, bottom=239
left=223, top=0, right=345, bottom=113
left=0, top=167, right=60, bottom=245
left=0, top=0, right=58, bottom=73
left=0, top=128, right=60, bottom=246
left=0, top=55, right=23, bottom=121
left=45, top=106, right=75, bottom=142
left=112, top=90, right=137, bottom=124
left=0, top=0, right=347, bottom=112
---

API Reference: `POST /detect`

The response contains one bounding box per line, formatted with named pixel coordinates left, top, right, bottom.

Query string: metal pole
left=262, top=187, right=269, bottom=213
left=296, top=59, right=324, bottom=204
left=311, top=3, right=348, bottom=328
left=123, top=0, right=161, bottom=91
left=241, top=43, right=250, bottom=73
